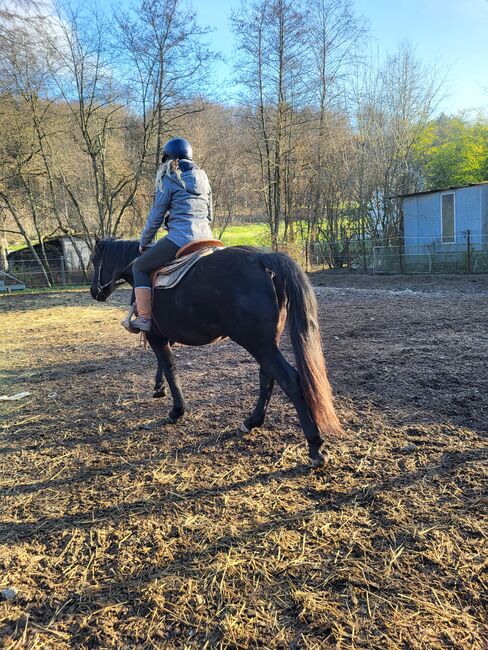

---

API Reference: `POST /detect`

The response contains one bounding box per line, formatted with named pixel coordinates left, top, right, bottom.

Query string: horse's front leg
left=160, top=342, right=186, bottom=423
left=153, top=361, right=166, bottom=399
left=241, top=368, right=275, bottom=433
left=147, top=333, right=185, bottom=422
left=145, top=332, right=167, bottom=398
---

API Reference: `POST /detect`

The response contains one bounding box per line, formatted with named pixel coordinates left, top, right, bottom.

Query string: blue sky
left=192, top=0, right=488, bottom=114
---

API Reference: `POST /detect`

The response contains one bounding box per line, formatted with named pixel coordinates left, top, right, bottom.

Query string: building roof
left=402, top=180, right=488, bottom=199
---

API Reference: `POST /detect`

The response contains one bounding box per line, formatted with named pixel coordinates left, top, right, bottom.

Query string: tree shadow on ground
left=7, top=443, right=479, bottom=644
left=2, top=445, right=485, bottom=545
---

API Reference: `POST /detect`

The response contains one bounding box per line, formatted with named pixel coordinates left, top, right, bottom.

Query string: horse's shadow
left=0, top=421, right=288, bottom=499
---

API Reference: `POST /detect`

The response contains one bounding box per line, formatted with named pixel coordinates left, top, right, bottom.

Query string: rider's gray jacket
left=140, top=161, right=213, bottom=249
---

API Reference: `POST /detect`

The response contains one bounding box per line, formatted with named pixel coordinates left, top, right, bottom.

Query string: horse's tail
left=260, top=252, right=344, bottom=436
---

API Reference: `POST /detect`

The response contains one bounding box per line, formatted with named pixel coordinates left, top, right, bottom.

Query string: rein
left=96, top=255, right=135, bottom=298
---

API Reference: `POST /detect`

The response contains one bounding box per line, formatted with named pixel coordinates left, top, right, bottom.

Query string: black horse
left=90, top=239, right=343, bottom=467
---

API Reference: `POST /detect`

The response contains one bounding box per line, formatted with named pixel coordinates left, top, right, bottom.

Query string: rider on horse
left=127, top=137, right=213, bottom=333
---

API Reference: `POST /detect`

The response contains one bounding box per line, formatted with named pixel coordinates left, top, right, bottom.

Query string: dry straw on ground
left=1, top=275, right=487, bottom=648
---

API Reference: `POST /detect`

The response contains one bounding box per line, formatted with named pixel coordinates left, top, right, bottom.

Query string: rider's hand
left=139, top=244, right=146, bottom=254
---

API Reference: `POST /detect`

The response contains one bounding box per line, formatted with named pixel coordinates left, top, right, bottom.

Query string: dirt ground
left=1, top=273, right=487, bottom=649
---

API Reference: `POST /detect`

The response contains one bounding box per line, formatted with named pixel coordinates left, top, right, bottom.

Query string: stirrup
left=121, top=304, right=139, bottom=333
left=129, top=316, right=152, bottom=333
left=121, top=318, right=140, bottom=334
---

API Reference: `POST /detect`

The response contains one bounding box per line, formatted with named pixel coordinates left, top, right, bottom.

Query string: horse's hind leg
left=241, top=368, right=274, bottom=433
left=256, top=346, right=324, bottom=467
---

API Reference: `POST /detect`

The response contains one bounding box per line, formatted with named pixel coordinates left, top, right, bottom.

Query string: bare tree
left=355, top=44, right=445, bottom=245
left=232, top=0, right=309, bottom=250
left=116, top=0, right=215, bottom=176
left=301, top=0, right=365, bottom=263
left=39, top=4, right=139, bottom=241
left=0, top=5, right=55, bottom=283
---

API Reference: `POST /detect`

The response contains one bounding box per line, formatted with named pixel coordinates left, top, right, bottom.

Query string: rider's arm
left=140, top=181, right=172, bottom=248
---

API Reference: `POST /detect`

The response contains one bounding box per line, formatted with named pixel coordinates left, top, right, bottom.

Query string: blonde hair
left=155, top=159, right=186, bottom=192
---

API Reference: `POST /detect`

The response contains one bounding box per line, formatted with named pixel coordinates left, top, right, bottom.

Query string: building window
left=441, top=192, right=455, bottom=243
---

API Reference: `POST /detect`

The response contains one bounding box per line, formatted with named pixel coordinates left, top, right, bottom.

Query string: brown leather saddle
left=152, top=239, right=225, bottom=290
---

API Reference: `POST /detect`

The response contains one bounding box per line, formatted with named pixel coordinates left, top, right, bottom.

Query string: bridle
left=95, top=255, right=135, bottom=299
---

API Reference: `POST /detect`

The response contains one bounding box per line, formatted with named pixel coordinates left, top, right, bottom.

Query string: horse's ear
left=92, top=235, right=106, bottom=254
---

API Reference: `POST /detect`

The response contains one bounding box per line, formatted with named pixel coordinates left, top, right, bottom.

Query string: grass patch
left=215, top=221, right=317, bottom=248
left=215, top=222, right=271, bottom=247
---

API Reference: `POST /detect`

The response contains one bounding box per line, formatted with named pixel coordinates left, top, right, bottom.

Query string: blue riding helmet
left=162, top=137, right=193, bottom=162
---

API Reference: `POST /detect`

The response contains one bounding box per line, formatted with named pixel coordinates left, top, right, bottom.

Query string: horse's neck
left=115, top=240, right=139, bottom=286
left=121, top=267, right=135, bottom=287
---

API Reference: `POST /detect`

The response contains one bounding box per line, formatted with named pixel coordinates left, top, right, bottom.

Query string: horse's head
left=89, top=238, right=139, bottom=302
left=90, top=239, right=113, bottom=301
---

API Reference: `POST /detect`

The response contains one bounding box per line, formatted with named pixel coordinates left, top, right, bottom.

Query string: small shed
left=402, top=182, right=488, bottom=272
left=7, top=236, right=91, bottom=286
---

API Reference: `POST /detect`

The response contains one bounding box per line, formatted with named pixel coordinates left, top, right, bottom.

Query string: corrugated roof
left=402, top=181, right=488, bottom=198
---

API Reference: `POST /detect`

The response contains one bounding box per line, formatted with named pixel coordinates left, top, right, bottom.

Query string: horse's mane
left=95, top=237, right=140, bottom=267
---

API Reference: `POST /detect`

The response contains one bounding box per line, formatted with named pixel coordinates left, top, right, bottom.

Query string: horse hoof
left=240, top=422, right=250, bottom=433
left=153, top=390, right=165, bottom=399
left=309, top=453, right=325, bottom=469
left=166, top=409, right=184, bottom=424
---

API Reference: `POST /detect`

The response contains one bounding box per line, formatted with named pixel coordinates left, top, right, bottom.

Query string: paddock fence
left=4, top=230, right=488, bottom=288
left=372, top=231, right=488, bottom=275
left=302, top=230, right=488, bottom=275
left=5, top=256, right=93, bottom=288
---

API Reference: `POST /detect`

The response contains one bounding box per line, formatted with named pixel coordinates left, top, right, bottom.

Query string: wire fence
left=372, top=246, right=488, bottom=274
left=0, top=270, right=26, bottom=292
left=6, top=257, right=92, bottom=287
left=4, top=230, right=488, bottom=288
left=301, top=229, right=488, bottom=274
left=372, top=230, right=488, bottom=274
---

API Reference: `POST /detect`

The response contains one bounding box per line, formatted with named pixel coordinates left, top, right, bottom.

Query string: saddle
left=152, top=239, right=225, bottom=290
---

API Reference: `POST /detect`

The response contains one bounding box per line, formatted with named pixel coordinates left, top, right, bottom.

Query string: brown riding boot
left=129, top=287, right=152, bottom=333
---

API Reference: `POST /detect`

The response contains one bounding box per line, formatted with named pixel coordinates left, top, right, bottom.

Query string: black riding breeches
left=133, top=237, right=180, bottom=288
